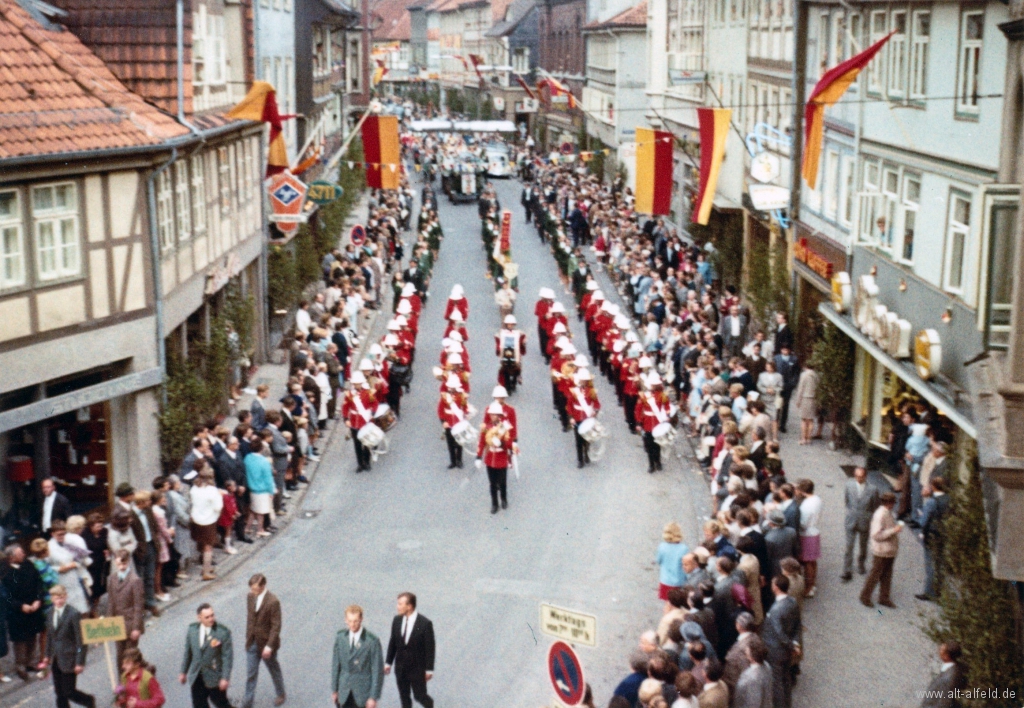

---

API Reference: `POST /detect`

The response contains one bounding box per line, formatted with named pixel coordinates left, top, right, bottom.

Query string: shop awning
left=817, top=303, right=977, bottom=438
left=0, top=367, right=163, bottom=434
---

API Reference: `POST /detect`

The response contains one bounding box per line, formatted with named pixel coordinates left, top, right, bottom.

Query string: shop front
left=793, top=224, right=848, bottom=358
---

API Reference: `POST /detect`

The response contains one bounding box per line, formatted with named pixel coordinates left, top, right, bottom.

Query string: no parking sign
left=547, top=640, right=585, bottom=706
left=350, top=224, right=366, bottom=246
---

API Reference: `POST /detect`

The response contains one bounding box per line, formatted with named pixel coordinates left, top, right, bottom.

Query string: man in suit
left=384, top=592, right=435, bottom=708
left=40, top=477, right=71, bottom=538
left=920, top=641, right=967, bottom=708
left=264, top=411, right=291, bottom=515
left=733, top=637, right=773, bottom=708
left=114, top=483, right=160, bottom=617
left=331, top=604, right=384, bottom=708
left=107, top=550, right=145, bottom=668
left=45, top=584, right=95, bottom=708
left=243, top=574, right=286, bottom=708
left=861, top=492, right=902, bottom=608
left=719, top=306, right=748, bottom=358
left=179, top=603, right=234, bottom=708
left=778, top=484, right=801, bottom=533
left=916, top=478, right=950, bottom=602
left=842, top=466, right=880, bottom=582
left=774, top=312, right=794, bottom=353
left=250, top=385, right=270, bottom=432
left=722, top=612, right=756, bottom=697
left=698, top=658, right=730, bottom=708
left=762, top=576, right=802, bottom=708
left=773, top=347, right=800, bottom=434
left=763, top=510, right=799, bottom=580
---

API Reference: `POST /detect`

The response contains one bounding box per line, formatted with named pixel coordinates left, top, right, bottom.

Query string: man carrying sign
left=46, top=584, right=96, bottom=708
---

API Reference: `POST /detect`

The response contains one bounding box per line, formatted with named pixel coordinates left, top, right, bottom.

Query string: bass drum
left=577, top=417, right=609, bottom=462
left=451, top=420, right=479, bottom=451
left=373, top=404, right=397, bottom=432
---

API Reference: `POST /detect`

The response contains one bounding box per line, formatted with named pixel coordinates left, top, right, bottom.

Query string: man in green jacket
left=331, top=605, right=384, bottom=708
left=180, top=603, right=234, bottom=708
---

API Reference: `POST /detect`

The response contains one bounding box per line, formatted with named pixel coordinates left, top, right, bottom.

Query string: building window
left=867, top=10, right=886, bottom=94
left=175, top=161, right=192, bottom=244
left=156, top=170, right=175, bottom=252
left=513, top=47, right=530, bottom=73
left=957, top=10, right=983, bottom=115
left=313, top=26, right=329, bottom=78
left=840, top=153, right=855, bottom=228
left=900, top=175, right=920, bottom=263
left=944, top=193, right=971, bottom=293
left=848, top=12, right=862, bottom=55
left=218, top=147, right=231, bottom=218
left=32, top=183, right=80, bottom=280
left=0, top=190, right=24, bottom=289
left=858, top=159, right=882, bottom=245
left=887, top=11, right=906, bottom=98
left=985, top=194, right=1019, bottom=347
left=824, top=149, right=840, bottom=220
left=818, top=12, right=830, bottom=77
left=193, top=5, right=226, bottom=88
left=880, top=166, right=900, bottom=251
left=347, top=36, right=362, bottom=93
left=190, top=154, right=207, bottom=237
left=909, top=11, right=929, bottom=100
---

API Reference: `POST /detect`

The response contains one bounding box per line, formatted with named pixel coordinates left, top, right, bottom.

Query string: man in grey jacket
left=842, top=466, right=880, bottom=581
left=46, top=585, right=95, bottom=708
left=179, top=603, right=234, bottom=708
left=332, top=605, right=384, bottom=708
left=762, top=576, right=802, bottom=708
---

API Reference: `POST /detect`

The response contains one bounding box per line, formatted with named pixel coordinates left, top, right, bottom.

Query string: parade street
left=9, top=176, right=700, bottom=708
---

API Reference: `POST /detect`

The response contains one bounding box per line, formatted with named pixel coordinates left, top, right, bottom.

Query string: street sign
left=308, top=180, right=344, bottom=205
left=748, top=184, right=791, bottom=211
left=560, top=142, right=574, bottom=155
left=267, top=172, right=308, bottom=235
left=548, top=641, right=586, bottom=706
left=668, top=69, right=707, bottom=85
left=81, top=616, right=126, bottom=644
left=540, top=603, right=597, bottom=647
left=350, top=224, right=367, bottom=246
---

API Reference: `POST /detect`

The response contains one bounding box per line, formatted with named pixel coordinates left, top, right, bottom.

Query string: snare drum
left=373, top=404, right=397, bottom=432
left=578, top=417, right=606, bottom=443
left=451, top=420, right=478, bottom=447
left=652, top=422, right=676, bottom=447
left=357, top=422, right=386, bottom=448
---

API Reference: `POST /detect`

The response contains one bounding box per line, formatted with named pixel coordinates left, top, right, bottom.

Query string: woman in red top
left=116, top=648, right=165, bottom=708
left=218, top=482, right=240, bottom=555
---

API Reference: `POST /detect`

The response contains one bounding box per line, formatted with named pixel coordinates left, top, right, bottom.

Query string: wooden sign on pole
left=81, top=616, right=126, bottom=691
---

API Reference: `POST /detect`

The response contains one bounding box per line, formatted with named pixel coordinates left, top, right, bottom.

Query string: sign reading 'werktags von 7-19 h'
left=540, top=604, right=597, bottom=647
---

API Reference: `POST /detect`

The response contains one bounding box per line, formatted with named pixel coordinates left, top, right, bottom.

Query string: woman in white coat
left=793, top=362, right=820, bottom=445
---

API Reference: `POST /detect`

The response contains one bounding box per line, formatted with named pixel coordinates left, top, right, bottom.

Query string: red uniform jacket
left=567, top=386, right=601, bottom=423
left=390, top=347, right=412, bottom=366
left=482, top=404, right=518, bottom=441
left=579, top=292, right=593, bottom=314
left=584, top=300, right=603, bottom=324
left=438, top=368, right=470, bottom=394
left=477, top=426, right=514, bottom=468
left=444, top=323, right=470, bottom=342
left=444, top=297, right=469, bottom=321
left=534, top=299, right=552, bottom=321
left=437, top=391, right=469, bottom=427
left=441, top=349, right=471, bottom=373
left=592, top=312, right=614, bottom=340
left=635, top=391, right=671, bottom=433
left=543, top=313, right=568, bottom=338
left=621, top=359, right=641, bottom=396
left=342, top=388, right=376, bottom=429
left=405, top=293, right=423, bottom=317
left=398, top=329, right=416, bottom=350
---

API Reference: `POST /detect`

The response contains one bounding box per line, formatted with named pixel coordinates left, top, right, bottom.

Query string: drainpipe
left=146, top=148, right=179, bottom=406
left=177, top=0, right=203, bottom=137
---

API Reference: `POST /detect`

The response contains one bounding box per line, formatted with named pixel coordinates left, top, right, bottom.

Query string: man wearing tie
left=842, top=466, right=879, bottom=582
left=45, top=584, right=95, bottom=708
left=384, top=592, right=435, bottom=708
left=242, top=574, right=286, bottom=708
left=40, top=478, right=71, bottom=538
left=331, top=605, right=384, bottom=708
left=180, top=603, right=234, bottom=708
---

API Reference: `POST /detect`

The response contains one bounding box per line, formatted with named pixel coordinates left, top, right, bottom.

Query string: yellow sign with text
left=540, top=604, right=597, bottom=647
left=81, top=616, right=126, bottom=645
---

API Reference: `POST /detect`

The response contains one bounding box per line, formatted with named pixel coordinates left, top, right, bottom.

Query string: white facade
left=255, top=0, right=298, bottom=159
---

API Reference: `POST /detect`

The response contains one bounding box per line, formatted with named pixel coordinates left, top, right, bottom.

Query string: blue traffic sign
left=350, top=224, right=366, bottom=246
left=547, top=640, right=585, bottom=706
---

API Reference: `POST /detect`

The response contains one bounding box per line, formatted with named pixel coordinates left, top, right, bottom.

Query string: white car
left=485, top=150, right=513, bottom=178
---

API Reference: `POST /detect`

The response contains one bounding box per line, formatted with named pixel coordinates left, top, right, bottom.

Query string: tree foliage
left=924, top=439, right=1024, bottom=706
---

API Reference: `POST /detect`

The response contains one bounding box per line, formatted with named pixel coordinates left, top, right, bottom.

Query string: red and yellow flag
left=537, top=77, right=577, bottom=109
left=514, top=74, right=535, bottom=99
left=373, top=59, right=389, bottom=86
left=693, top=108, right=731, bottom=225
left=361, top=115, right=401, bottom=190
left=227, top=80, right=292, bottom=176
left=803, top=32, right=893, bottom=188
left=635, top=127, right=674, bottom=216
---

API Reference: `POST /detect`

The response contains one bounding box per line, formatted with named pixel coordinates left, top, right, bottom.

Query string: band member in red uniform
left=342, top=371, right=376, bottom=471
left=567, top=369, right=601, bottom=468
left=486, top=386, right=519, bottom=442
left=395, top=300, right=419, bottom=338
left=476, top=417, right=515, bottom=513
left=550, top=341, right=577, bottom=431
left=399, top=282, right=423, bottom=317
left=584, top=290, right=605, bottom=357
left=444, top=284, right=469, bottom=321
left=620, top=344, right=642, bottom=433
left=439, top=352, right=470, bottom=393
left=579, top=280, right=598, bottom=320
left=383, top=333, right=410, bottom=416
left=444, top=310, right=469, bottom=342
left=535, top=287, right=555, bottom=361
left=495, top=315, right=527, bottom=390
left=635, top=373, right=672, bottom=473
left=438, top=374, right=470, bottom=469
left=441, top=339, right=471, bottom=373
left=608, top=339, right=627, bottom=404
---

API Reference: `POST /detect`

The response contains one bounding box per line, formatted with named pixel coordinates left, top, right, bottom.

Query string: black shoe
left=858, top=566, right=867, bottom=575
left=491, top=505, right=499, bottom=514
left=578, top=460, right=585, bottom=469
left=298, top=476, right=309, bottom=484
left=239, top=536, right=254, bottom=544
left=915, top=593, right=936, bottom=602
left=356, top=467, right=363, bottom=473
left=840, top=573, right=852, bottom=582
left=501, top=499, right=508, bottom=509
left=447, top=463, right=457, bottom=469
left=648, top=466, right=656, bottom=474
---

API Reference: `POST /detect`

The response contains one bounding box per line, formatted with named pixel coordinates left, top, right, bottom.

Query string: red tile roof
left=585, top=0, right=646, bottom=29
left=47, top=0, right=192, bottom=116
left=491, top=0, right=513, bottom=23
left=371, top=0, right=413, bottom=41
left=0, top=0, right=189, bottom=159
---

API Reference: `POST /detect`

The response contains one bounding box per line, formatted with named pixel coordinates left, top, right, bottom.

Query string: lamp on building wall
left=941, top=306, right=954, bottom=324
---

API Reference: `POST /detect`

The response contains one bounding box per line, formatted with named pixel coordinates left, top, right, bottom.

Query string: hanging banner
left=500, top=209, right=512, bottom=254
left=361, top=115, right=401, bottom=189
left=634, top=128, right=673, bottom=216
